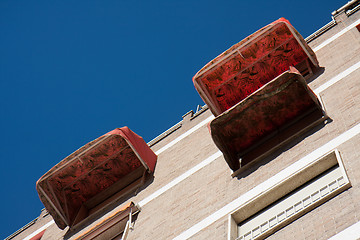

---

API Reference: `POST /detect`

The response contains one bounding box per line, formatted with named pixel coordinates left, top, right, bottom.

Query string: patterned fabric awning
left=36, top=127, right=157, bottom=229
left=193, top=18, right=318, bottom=116
left=209, top=69, right=324, bottom=171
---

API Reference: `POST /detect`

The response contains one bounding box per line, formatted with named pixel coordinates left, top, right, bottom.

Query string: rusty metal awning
left=193, top=18, right=318, bottom=116
left=36, top=127, right=157, bottom=229
left=209, top=69, right=325, bottom=172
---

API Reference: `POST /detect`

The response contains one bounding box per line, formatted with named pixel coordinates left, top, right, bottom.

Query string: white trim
left=138, top=151, right=222, bottom=207
left=23, top=220, right=54, bottom=240
left=328, top=220, right=360, bottom=240
left=155, top=115, right=214, bottom=155
left=172, top=123, right=360, bottom=240
left=314, top=60, right=360, bottom=95
left=313, top=18, right=360, bottom=52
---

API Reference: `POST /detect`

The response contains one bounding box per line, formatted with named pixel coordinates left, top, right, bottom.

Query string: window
left=229, top=150, right=350, bottom=240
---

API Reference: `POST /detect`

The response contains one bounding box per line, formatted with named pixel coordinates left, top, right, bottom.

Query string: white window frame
left=229, top=149, right=350, bottom=240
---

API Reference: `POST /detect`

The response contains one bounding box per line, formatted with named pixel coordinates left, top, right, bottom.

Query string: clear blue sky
left=0, top=0, right=343, bottom=238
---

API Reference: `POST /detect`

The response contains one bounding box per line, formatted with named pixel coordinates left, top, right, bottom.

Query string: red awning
left=193, top=18, right=318, bottom=116
left=36, top=127, right=157, bottom=230
left=209, top=69, right=324, bottom=172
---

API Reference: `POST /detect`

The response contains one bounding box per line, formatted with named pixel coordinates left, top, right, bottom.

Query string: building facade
left=6, top=1, right=360, bottom=239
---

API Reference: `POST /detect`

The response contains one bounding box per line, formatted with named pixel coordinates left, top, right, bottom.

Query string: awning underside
left=74, top=201, right=138, bottom=240
left=210, top=71, right=324, bottom=171
left=36, top=127, right=157, bottom=229
left=193, top=19, right=318, bottom=116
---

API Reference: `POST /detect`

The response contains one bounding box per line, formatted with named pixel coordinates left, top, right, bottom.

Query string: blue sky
left=0, top=0, right=343, bottom=238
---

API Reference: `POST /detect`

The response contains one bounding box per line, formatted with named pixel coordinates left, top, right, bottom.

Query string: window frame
left=228, top=149, right=351, bottom=240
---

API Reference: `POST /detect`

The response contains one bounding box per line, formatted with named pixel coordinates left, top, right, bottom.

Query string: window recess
left=228, top=150, right=350, bottom=240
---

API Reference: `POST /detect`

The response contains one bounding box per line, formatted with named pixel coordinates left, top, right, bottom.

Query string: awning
left=36, top=127, right=157, bottom=230
left=193, top=18, right=318, bottom=116
left=209, top=69, right=325, bottom=172
left=74, top=201, right=139, bottom=240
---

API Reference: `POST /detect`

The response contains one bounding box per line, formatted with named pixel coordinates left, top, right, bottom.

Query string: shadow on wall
left=234, top=117, right=332, bottom=180
left=306, top=66, right=325, bottom=84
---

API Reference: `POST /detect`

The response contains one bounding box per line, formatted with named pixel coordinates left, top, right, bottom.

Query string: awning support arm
left=122, top=208, right=134, bottom=240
